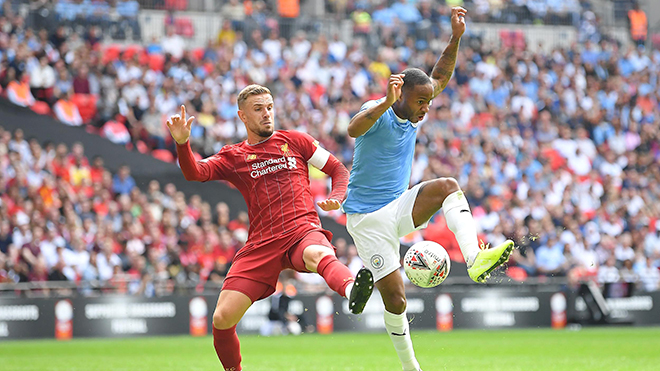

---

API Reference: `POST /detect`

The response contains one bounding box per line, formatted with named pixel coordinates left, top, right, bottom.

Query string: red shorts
left=222, top=229, right=334, bottom=302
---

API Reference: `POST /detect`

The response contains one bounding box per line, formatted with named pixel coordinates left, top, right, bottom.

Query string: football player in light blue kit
left=344, top=7, right=514, bottom=371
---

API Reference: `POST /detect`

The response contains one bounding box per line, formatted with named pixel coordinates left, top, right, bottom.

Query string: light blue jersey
left=343, top=98, right=418, bottom=214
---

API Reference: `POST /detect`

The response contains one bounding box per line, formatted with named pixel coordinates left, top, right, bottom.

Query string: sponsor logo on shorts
left=371, top=254, right=384, bottom=269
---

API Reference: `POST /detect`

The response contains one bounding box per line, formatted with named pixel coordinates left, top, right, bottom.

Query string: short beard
left=255, top=126, right=274, bottom=139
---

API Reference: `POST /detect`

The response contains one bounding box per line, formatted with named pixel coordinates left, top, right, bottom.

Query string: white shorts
left=346, top=183, right=430, bottom=282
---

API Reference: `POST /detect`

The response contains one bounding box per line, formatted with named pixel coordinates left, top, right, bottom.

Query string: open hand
left=317, top=199, right=342, bottom=211
left=167, top=105, right=195, bottom=145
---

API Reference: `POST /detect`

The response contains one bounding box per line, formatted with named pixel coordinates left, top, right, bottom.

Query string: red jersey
left=176, top=130, right=348, bottom=246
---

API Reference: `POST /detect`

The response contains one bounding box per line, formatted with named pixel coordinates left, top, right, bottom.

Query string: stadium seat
left=203, top=62, right=214, bottom=75
left=123, top=45, right=144, bottom=61
left=653, top=33, right=660, bottom=50
left=192, top=47, right=204, bottom=62
left=506, top=266, right=528, bottom=282
left=472, top=112, right=494, bottom=129
left=103, top=44, right=122, bottom=64
left=138, top=52, right=149, bottom=66
left=148, top=54, right=165, bottom=72
left=499, top=30, right=512, bottom=48
left=512, top=31, right=526, bottom=49
left=499, top=30, right=526, bottom=50
left=165, top=0, right=188, bottom=11
left=152, top=149, right=175, bottom=163
left=101, top=120, right=131, bottom=144
left=30, top=101, right=51, bottom=116
left=85, top=125, right=100, bottom=135
left=71, top=94, right=98, bottom=124
left=541, top=147, right=566, bottom=171
left=135, top=140, right=149, bottom=154
left=174, top=17, right=195, bottom=38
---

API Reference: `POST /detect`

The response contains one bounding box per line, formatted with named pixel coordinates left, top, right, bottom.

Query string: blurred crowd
left=0, top=127, right=364, bottom=296
left=0, top=127, right=241, bottom=295
left=1, top=0, right=660, bottom=295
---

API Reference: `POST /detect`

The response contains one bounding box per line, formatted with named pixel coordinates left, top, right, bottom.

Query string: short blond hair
left=237, top=84, right=272, bottom=108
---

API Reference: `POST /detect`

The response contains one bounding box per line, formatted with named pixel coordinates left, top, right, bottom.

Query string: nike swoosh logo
left=460, top=209, right=470, bottom=213
left=391, top=331, right=407, bottom=336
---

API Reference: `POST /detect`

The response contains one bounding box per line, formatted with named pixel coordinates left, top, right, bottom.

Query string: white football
left=403, top=241, right=451, bottom=288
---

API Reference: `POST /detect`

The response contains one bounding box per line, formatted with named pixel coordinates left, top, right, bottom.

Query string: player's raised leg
left=300, top=239, right=374, bottom=314
left=212, top=290, right=253, bottom=371
left=376, top=271, right=421, bottom=371
left=412, top=177, right=514, bottom=283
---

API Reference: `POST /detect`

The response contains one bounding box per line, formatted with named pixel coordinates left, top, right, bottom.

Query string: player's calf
left=316, top=254, right=357, bottom=297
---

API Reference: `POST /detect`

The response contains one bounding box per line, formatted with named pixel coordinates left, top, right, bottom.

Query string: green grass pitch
left=2, top=328, right=660, bottom=371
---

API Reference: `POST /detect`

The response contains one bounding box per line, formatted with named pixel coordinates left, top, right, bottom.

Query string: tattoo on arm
left=431, top=36, right=461, bottom=97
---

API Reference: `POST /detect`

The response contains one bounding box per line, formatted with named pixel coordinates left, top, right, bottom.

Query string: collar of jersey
left=393, top=110, right=417, bottom=128
left=246, top=132, right=276, bottom=146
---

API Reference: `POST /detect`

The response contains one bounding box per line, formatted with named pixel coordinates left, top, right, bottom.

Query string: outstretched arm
left=307, top=145, right=350, bottom=211
left=318, top=155, right=350, bottom=211
left=169, top=105, right=211, bottom=182
left=430, top=7, right=467, bottom=98
left=175, top=141, right=212, bottom=182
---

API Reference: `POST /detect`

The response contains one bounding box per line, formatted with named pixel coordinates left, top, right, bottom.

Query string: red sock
left=213, top=325, right=242, bottom=371
left=317, top=254, right=354, bottom=297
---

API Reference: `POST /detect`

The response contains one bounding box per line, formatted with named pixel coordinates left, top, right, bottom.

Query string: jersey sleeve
left=359, top=99, right=386, bottom=136
left=288, top=131, right=324, bottom=164
left=176, top=141, right=231, bottom=182
left=288, top=131, right=349, bottom=202
left=199, top=149, right=232, bottom=181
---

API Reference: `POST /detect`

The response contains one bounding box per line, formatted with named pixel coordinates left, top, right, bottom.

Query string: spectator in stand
left=217, top=19, right=237, bottom=47
left=117, top=0, right=141, bottom=40
left=161, top=25, right=185, bottom=60
left=112, top=165, right=136, bottom=195
left=638, top=258, right=660, bottom=292
left=53, top=90, right=83, bottom=126
left=6, top=73, right=35, bottom=107
left=0, top=221, right=12, bottom=255
left=29, top=55, right=56, bottom=105
left=72, top=64, right=91, bottom=94
left=627, top=1, right=647, bottom=48
left=598, top=256, right=621, bottom=284
left=536, top=235, right=568, bottom=276
left=221, top=0, right=246, bottom=31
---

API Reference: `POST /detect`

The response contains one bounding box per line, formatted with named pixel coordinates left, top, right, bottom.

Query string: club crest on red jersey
left=280, top=143, right=290, bottom=155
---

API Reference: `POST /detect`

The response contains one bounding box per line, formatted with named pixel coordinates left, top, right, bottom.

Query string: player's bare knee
left=433, top=177, right=460, bottom=203
left=384, top=297, right=407, bottom=315
left=381, top=292, right=407, bottom=314
left=212, top=308, right=236, bottom=330
left=303, top=246, right=333, bottom=272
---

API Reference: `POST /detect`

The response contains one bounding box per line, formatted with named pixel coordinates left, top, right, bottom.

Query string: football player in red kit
left=168, top=84, right=373, bottom=371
